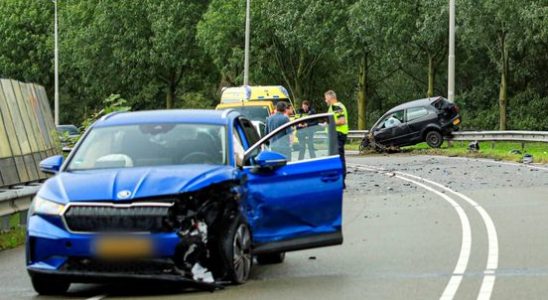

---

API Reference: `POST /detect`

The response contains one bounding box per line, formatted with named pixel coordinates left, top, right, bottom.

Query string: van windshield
left=230, top=106, right=270, bottom=122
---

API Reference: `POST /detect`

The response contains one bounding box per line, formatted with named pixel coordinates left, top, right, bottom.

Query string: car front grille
left=63, top=203, right=172, bottom=233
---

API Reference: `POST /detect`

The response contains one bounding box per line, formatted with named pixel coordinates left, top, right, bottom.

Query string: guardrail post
left=1, top=215, right=10, bottom=232
left=19, top=210, right=27, bottom=226
left=491, top=141, right=496, bottom=149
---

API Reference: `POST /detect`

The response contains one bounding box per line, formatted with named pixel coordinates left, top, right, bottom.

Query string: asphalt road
left=1, top=154, right=547, bottom=300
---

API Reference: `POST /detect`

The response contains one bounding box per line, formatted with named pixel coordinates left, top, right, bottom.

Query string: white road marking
left=395, top=170, right=499, bottom=300
left=353, top=163, right=499, bottom=300
left=352, top=165, right=472, bottom=300
left=86, top=294, right=107, bottom=300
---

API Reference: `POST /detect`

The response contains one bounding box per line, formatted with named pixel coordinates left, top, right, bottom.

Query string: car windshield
left=230, top=106, right=270, bottom=122
left=67, top=123, right=227, bottom=170
left=57, top=125, right=79, bottom=135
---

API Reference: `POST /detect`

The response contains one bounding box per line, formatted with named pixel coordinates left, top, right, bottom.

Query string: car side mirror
left=39, top=155, right=64, bottom=174
left=254, top=150, right=287, bottom=171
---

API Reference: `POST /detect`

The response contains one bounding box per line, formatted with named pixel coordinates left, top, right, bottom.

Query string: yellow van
left=215, top=86, right=294, bottom=122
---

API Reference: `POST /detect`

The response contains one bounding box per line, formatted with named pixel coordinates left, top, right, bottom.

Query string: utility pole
left=447, top=0, right=455, bottom=102
left=243, top=0, right=250, bottom=86
left=53, top=0, right=59, bottom=125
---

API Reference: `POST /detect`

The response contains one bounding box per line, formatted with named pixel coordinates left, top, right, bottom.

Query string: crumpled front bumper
left=26, top=215, right=223, bottom=291
left=27, top=267, right=224, bottom=291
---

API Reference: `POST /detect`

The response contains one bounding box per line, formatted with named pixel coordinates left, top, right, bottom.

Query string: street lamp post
left=53, top=0, right=59, bottom=126
left=447, top=0, right=455, bottom=103
left=243, top=0, right=250, bottom=86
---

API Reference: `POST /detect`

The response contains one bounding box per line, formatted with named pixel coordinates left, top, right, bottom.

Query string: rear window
left=431, top=98, right=452, bottom=111
left=406, top=107, right=429, bottom=121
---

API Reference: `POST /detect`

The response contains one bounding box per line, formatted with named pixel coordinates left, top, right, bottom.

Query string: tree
left=0, top=1, right=53, bottom=87
left=253, top=0, right=347, bottom=102
left=342, top=0, right=399, bottom=129
left=197, top=0, right=246, bottom=88
left=462, top=0, right=524, bottom=130
left=61, top=0, right=208, bottom=110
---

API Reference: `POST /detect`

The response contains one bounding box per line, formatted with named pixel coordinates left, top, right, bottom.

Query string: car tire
left=256, top=252, right=286, bottom=265
left=425, top=130, right=443, bottom=148
left=220, top=215, right=253, bottom=284
left=31, top=275, right=70, bottom=295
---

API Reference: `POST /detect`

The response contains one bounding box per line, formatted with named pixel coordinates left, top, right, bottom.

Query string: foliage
left=0, top=0, right=545, bottom=131
left=81, top=94, right=131, bottom=130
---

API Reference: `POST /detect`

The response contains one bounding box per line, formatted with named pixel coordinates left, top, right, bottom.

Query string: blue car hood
left=38, top=165, right=238, bottom=204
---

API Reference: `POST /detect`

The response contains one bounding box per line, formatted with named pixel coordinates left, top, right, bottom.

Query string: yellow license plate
left=453, top=118, right=461, bottom=125
left=95, top=237, right=152, bottom=259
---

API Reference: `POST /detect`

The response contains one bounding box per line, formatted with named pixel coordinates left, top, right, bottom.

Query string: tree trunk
left=498, top=33, right=508, bottom=130
left=427, top=54, right=434, bottom=97
left=357, top=52, right=368, bottom=130
left=166, top=84, right=175, bottom=109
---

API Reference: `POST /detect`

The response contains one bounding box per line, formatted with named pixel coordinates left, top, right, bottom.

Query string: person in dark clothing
left=296, top=100, right=317, bottom=160
left=265, top=102, right=292, bottom=160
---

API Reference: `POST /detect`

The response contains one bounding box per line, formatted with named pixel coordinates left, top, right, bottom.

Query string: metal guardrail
left=348, top=130, right=369, bottom=139
left=450, top=131, right=548, bottom=143
left=346, top=130, right=548, bottom=143
left=0, top=184, right=40, bottom=231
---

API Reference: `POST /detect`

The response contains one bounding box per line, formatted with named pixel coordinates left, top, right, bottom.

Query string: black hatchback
left=361, top=97, right=461, bottom=150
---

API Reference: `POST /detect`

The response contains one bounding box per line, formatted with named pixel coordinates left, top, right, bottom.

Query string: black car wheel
left=31, top=275, right=70, bottom=295
left=256, top=252, right=286, bottom=265
left=221, top=215, right=253, bottom=284
left=425, top=130, right=443, bottom=148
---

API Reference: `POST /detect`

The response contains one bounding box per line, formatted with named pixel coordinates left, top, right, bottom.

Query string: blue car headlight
left=29, top=196, right=65, bottom=216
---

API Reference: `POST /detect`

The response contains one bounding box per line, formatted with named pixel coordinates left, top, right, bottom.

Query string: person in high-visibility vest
left=295, top=100, right=317, bottom=160
left=324, top=90, right=348, bottom=188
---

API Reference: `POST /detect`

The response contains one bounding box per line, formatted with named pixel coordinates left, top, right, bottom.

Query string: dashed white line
left=353, top=163, right=499, bottom=300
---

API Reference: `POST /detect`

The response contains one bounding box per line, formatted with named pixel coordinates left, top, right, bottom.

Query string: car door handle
left=321, top=172, right=340, bottom=182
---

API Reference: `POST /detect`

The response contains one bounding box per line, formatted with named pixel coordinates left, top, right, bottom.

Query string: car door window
left=406, top=107, right=428, bottom=122
left=245, top=114, right=337, bottom=164
left=380, top=110, right=404, bottom=129
left=238, top=117, right=261, bottom=147
left=233, top=128, right=245, bottom=167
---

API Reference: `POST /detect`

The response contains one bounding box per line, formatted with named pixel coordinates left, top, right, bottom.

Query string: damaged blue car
left=26, top=109, right=343, bottom=295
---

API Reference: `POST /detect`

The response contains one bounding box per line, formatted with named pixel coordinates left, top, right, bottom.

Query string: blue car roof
left=94, top=109, right=238, bottom=127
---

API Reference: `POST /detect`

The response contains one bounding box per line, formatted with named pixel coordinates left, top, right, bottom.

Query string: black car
left=361, top=97, right=460, bottom=150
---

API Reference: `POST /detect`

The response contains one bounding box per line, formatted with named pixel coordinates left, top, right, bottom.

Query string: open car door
left=242, top=113, right=343, bottom=254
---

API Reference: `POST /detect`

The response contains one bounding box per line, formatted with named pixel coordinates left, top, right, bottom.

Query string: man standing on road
left=266, top=101, right=292, bottom=160
left=296, top=100, right=317, bottom=160
left=324, top=90, right=348, bottom=188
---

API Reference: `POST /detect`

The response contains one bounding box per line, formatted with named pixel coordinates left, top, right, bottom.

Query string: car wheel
left=425, top=130, right=443, bottom=148
left=256, top=252, right=286, bottom=265
left=31, top=275, right=70, bottom=295
left=221, top=215, right=253, bottom=284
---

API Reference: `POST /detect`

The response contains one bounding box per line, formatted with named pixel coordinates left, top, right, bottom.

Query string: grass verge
left=346, top=140, right=548, bottom=164
left=0, top=213, right=26, bottom=251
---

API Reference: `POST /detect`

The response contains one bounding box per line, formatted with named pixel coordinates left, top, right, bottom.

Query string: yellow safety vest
left=328, top=102, right=349, bottom=135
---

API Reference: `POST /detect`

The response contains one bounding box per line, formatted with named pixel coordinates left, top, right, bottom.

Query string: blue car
left=26, top=109, right=343, bottom=295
